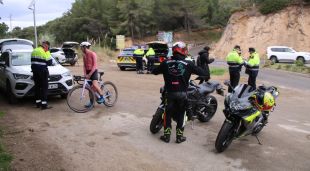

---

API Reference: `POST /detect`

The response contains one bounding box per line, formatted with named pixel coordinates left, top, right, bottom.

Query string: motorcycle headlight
left=13, top=73, right=30, bottom=80
left=62, top=71, right=72, bottom=77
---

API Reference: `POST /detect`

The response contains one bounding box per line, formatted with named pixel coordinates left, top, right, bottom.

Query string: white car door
left=284, top=48, right=296, bottom=62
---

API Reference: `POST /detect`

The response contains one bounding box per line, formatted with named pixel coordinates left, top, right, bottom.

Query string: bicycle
left=66, top=71, right=118, bottom=113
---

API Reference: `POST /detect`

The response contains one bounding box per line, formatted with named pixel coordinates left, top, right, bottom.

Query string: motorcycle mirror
left=223, top=80, right=230, bottom=86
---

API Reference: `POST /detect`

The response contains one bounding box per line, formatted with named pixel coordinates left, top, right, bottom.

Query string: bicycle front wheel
left=101, top=81, right=118, bottom=107
left=67, top=85, right=95, bottom=113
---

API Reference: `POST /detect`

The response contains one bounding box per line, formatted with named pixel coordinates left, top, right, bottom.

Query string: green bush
left=295, top=60, right=304, bottom=67
left=259, top=0, right=292, bottom=15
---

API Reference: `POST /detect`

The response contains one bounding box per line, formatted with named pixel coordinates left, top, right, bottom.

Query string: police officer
left=145, top=47, right=156, bottom=74
left=31, top=41, right=53, bottom=110
left=245, top=47, right=260, bottom=90
left=133, top=46, right=145, bottom=74
left=226, top=45, right=244, bottom=93
left=152, top=41, right=207, bottom=143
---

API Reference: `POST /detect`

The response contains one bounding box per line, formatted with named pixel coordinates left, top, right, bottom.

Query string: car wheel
left=60, top=93, right=68, bottom=99
left=6, top=81, right=18, bottom=104
left=270, top=56, right=277, bottom=64
left=70, top=61, right=76, bottom=66
left=296, top=57, right=305, bottom=64
left=120, top=67, right=126, bottom=71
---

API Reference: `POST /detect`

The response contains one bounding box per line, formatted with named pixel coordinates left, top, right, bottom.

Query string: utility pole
left=9, top=14, right=12, bottom=31
left=28, top=0, right=37, bottom=47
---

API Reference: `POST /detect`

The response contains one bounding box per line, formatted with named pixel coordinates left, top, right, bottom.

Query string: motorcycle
left=150, top=79, right=224, bottom=134
left=215, top=81, right=279, bottom=152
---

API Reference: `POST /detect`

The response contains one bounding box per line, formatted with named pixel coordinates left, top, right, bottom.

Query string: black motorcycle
left=215, top=82, right=279, bottom=152
left=150, top=80, right=224, bottom=134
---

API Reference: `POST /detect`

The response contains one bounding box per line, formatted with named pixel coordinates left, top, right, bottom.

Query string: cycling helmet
left=172, top=41, right=188, bottom=56
left=251, top=91, right=275, bottom=111
left=80, top=41, right=91, bottom=47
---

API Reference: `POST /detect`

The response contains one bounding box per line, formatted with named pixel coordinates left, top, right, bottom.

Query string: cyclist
left=80, top=41, right=104, bottom=103
left=152, top=41, right=208, bottom=143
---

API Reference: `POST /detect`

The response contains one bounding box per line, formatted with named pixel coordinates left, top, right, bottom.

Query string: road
left=0, top=63, right=309, bottom=171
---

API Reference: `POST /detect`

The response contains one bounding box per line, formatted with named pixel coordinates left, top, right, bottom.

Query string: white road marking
left=303, top=123, right=310, bottom=127
left=278, top=124, right=310, bottom=134
left=286, top=119, right=300, bottom=123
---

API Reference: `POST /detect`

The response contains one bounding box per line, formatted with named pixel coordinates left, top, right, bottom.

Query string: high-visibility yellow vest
left=133, top=48, right=144, bottom=58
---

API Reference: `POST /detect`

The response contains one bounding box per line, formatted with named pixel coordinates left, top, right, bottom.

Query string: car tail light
left=159, top=56, right=165, bottom=63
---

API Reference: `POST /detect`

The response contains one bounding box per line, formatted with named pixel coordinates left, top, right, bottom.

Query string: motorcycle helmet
left=251, top=91, right=275, bottom=111
left=80, top=41, right=91, bottom=47
left=172, top=41, right=188, bottom=56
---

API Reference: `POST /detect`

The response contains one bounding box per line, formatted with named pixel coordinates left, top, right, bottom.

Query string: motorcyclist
left=152, top=41, right=208, bottom=143
left=226, top=45, right=244, bottom=93
left=197, top=46, right=213, bottom=84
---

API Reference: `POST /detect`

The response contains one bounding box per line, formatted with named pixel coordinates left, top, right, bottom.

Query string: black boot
left=160, top=128, right=171, bottom=143
left=176, top=128, right=186, bottom=143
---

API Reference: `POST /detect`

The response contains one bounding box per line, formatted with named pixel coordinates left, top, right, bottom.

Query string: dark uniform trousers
left=136, top=57, right=143, bottom=71
left=228, top=67, right=241, bottom=93
left=248, top=70, right=258, bottom=90
left=33, top=69, right=49, bottom=106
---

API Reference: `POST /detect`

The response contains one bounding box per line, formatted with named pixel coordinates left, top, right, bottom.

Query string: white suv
left=267, top=46, right=310, bottom=64
left=0, top=49, right=73, bottom=103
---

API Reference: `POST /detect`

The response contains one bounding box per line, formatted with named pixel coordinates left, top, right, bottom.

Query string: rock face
left=212, top=6, right=310, bottom=59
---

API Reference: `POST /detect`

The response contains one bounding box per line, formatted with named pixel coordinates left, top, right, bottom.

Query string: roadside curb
left=262, top=67, right=310, bottom=78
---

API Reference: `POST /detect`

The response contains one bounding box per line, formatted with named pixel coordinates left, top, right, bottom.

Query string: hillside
left=212, top=5, right=310, bottom=59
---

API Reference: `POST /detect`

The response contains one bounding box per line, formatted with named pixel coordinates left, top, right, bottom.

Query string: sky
left=0, top=0, right=75, bottom=30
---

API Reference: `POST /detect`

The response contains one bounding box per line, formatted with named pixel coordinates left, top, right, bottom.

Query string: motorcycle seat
left=198, top=81, right=219, bottom=94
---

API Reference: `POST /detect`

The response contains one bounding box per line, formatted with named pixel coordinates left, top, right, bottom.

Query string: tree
left=0, top=22, right=9, bottom=38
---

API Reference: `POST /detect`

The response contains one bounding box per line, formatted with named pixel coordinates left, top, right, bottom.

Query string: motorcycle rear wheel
left=198, top=95, right=218, bottom=122
left=150, top=107, right=164, bottom=134
left=215, top=120, right=235, bottom=153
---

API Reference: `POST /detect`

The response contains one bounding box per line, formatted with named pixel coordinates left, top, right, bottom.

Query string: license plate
left=48, top=84, right=58, bottom=89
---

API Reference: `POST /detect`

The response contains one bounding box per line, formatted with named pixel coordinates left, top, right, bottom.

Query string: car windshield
left=2, top=44, right=33, bottom=51
left=119, top=49, right=134, bottom=56
left=11, top=52, right=32, bottom=66
left=11, top=52, right=58, bottom=66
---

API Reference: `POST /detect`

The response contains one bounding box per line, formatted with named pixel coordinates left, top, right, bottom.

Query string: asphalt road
left=0, top=63, right=309, bottom=170
left=190, top=46, right=310, bottom=91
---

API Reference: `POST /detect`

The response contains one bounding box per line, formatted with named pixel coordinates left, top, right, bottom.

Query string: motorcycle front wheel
left=215, top=120, right=236, bottom=153
left=197, top=95, right=218, bottom=122
left=150, top=107, right=164, bottom=134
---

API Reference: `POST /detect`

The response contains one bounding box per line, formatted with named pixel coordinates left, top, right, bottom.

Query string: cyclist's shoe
left=96, top=96, right=105, bottom=104
left=84, top=102, right=92, bottom=108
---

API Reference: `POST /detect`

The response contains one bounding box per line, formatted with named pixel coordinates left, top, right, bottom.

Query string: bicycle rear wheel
left=101, top=81, right=118, bottom=107
left=67, top=85, right=95, bottom=113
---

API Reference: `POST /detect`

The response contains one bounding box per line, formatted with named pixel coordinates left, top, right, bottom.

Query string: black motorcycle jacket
left=152, top=53, right=208, bottom=92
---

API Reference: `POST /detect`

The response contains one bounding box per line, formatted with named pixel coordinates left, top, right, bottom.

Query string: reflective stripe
left=248, top=68, right=259, bottom=71
left=31, top=61, right=47, bottom=65
left=36, top=100, right=41, bottom=103
left=41, top=101, right=47, bottom=104
left=229, top=65, right=240, bottom=68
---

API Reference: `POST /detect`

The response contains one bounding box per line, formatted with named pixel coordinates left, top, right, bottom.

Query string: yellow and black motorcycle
left=215, top=82, right=279, bottom=153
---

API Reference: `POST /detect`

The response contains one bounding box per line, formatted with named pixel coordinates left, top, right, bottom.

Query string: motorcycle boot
left=176, top=128, right=186, bottom=143
left=160, top=128, right=171, bottom=143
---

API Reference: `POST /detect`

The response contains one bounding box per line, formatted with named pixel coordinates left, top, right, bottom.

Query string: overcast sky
left=0, top=0, right=75, bottom=30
